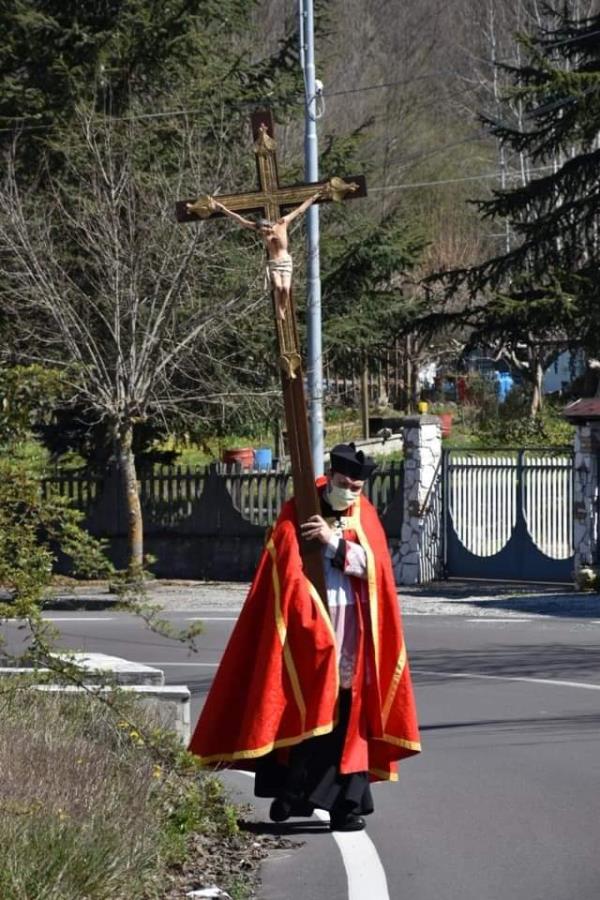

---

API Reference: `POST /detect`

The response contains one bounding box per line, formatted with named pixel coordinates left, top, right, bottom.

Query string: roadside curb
left=33, top=579, right=600, bottom=617
left=41, top=595, right=121, bottom=611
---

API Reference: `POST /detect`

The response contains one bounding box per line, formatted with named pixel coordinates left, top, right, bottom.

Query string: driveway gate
left=443, top=449, right=574, bottom=582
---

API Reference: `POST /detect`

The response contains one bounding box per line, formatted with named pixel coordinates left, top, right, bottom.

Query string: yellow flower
left=152, top=765, right=162, bottom=779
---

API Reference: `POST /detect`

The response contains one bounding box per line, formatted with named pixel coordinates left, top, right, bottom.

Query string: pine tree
left=445, top=4, right=600, bottom=408
left=322, top=209, right=427, bottom=414
left=0, top=1, right=300, bottom=173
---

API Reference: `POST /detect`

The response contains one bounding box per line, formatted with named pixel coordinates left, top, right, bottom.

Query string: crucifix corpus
left=176, top=109, right=367, bottom=605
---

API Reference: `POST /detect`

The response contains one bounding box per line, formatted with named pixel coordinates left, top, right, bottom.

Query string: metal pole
left=299, top=0, right=324, bottom=475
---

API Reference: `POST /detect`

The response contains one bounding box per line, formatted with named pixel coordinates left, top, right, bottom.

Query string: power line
left=0, top=104, right=253, bottom=135
left=369, top=165, right=555, bottom=192
left=0, top=70, right=466, bottom=134
left=326, top=70, right=461, bottom=99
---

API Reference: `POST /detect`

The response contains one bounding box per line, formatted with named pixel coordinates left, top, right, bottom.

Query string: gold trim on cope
left=266, top=539, right=307, bottom=731
left=196, top=721, right=336, bottom=766
left=369, top=767, right=399, bottom=782
left=381, top=643, right=407, bottom=727
left=379, top=733, right=422, bottom=752
left=351, top=496, right=380, bottom=677
left=305, top=577, right=340, bottom=699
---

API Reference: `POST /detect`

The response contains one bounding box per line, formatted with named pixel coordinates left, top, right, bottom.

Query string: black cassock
left=254, top=688, right=374, bottom=818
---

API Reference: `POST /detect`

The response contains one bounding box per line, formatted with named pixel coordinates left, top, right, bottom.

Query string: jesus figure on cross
left=207, top=190, right=322, bottom=320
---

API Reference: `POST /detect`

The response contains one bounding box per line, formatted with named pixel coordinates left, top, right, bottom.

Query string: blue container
left=495, top=371, right=514, bottom=402
left=254, top=447, right=273, bottom=471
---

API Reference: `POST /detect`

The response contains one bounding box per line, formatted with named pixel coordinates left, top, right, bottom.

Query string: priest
left=188, top=442, right=421, bottom=832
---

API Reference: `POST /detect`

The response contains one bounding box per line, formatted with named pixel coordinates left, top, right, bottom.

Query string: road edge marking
left=414, top=669, right=600, bottom=691
left=237, top=772, right=390, bottom=900
left=313, top=808, right=390, bottom=900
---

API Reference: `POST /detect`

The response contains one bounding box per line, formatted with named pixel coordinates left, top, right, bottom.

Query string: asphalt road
left=3, top=601, right=600, bottom=900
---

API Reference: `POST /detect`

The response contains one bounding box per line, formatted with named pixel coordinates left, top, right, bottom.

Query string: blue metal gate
left=443, top=449, right=574, bottom=582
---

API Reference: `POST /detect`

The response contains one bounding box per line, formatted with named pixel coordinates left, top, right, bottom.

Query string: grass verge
left=0, top=684, right=263, bottom=900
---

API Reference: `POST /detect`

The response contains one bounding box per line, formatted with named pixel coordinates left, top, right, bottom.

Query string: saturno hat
left=330, top=442, right=377, bottom=479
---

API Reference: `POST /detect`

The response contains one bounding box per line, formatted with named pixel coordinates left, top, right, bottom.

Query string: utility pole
left=299, top=0, right=324, bottom=475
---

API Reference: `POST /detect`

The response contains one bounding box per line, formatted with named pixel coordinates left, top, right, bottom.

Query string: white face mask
left=327, top=483, right=359, bottom=511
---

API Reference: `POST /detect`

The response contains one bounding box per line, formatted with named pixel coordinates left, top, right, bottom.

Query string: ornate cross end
left=254, top=123, right=277, bottom=158
left=185, top=195, right=213, bottom=219
left=325, top=176, right=360, bottom=203
left=279, top=351, right=302, bottom=380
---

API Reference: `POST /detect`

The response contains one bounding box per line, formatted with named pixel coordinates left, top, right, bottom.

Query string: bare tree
left=0, top=111, right=275, bottom=572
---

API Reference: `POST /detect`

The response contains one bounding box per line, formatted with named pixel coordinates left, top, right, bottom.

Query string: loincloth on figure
left=265, top=254, right=293, bottom=289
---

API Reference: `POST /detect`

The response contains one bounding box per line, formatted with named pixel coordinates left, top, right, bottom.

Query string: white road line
left=169, top=608, right=242, bottom=614
left=238, top=771, right=390, bottom=900
left=185, top=616, right=237, bottom=621
left=313, top=809, right=390, bottom=900
left=465, top=617, right=533, bottom=623
left=134, top=661, right=218, bottom=667
left=41, top=617, right=115, bottom=622
left=414, top=669, right=600, bottom=691
left=1, top=616, right=115, bottom=624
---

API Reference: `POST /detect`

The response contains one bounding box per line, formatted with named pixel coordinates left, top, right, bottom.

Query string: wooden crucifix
left=176, top=109, right=366, bottom=606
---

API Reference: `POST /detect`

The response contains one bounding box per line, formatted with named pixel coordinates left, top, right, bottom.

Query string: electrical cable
left=368, top=164, right=556, bottom=193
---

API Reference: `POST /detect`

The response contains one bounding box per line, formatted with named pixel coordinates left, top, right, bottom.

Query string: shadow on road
left=403, top=580, right=600, bottom=619
left=468, top=594, right=600, bottom=618
left=420, top=712, right=600, bottom=736
left=411, top=642, right=600, bottom=682
left=240, top=819, right=329, bottom=836
left=403, top=580, right=572, bottom=599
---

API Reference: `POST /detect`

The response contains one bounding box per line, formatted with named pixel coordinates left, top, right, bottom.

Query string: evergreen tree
left=0, top=0, right=300, bottom=172
left=444, top=4, right=600, bottom=407
left=322, top=210, right=427, bottom=412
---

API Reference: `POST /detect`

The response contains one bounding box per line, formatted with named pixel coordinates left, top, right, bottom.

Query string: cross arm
left=176, top=174, right=367, bottom=224
left=176, top=190, right=267, bottom=224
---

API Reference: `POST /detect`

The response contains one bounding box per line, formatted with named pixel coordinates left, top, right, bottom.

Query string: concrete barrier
left=0, top=652, right=190, bottom=743
left=34, top=684, right=191, bottom=744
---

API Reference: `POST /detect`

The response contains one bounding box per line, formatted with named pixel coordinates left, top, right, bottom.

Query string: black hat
left=330, top=442, right=377, bottom=479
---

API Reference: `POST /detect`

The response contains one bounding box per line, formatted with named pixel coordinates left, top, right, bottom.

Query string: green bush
left=0, top=458, right=112, bottom=617
left=477, top=391, right=574, bottom=448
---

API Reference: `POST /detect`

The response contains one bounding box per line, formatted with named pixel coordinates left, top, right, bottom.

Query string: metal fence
left=444, top=449, right=574, bottom=581
left=41, top=460, right=405, bottom=530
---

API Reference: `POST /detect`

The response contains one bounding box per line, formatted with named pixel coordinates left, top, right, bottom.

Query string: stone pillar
left=391, top=415, right=443, bottom=585
left=573, top=421, right=600, bottom=575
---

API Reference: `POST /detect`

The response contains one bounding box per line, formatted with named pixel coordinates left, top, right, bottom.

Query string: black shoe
left=269, top=798, right=292, bottom=822
left=330, top=813, right=366, bottom=832
left=269, top=797, right=314, bottom=822
left=289, top=798, right=314, bottom=817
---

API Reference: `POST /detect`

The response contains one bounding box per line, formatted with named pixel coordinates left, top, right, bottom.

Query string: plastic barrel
left=254, top=447, right=273, bottom=471
left=222, top=447, right=254, bottom=470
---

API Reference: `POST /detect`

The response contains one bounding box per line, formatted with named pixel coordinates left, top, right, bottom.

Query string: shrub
left=476, top=392, right=574, bottom=448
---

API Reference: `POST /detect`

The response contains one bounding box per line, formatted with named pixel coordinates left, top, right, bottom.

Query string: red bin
left=222, top=447, right=254, bottom=470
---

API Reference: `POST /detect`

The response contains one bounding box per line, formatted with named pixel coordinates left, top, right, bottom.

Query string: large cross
left=176, top=109, right=366, bottom=605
